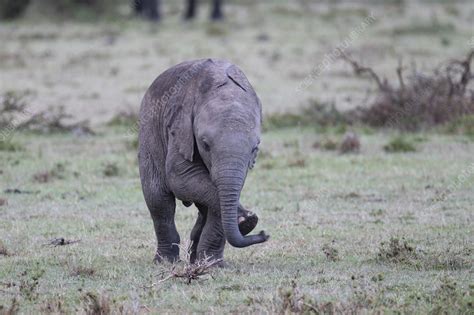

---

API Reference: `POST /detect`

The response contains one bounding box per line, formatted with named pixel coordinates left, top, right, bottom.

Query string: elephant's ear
left=166, top=91, right=195, bottom=162
left=226, top=65, right=252, bottom=92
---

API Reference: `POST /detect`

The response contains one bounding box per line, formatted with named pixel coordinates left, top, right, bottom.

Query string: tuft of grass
left=70, top=265, right=96, bottom=277
left=377, top=237, right=418, bottom=266
left=0, top=298, right=19, bottom=315
left=339, top=131, right=361, bottom=154
left=206, top=24, right=228, bottom=37
left=429, top=277, right=473, bottom=314
left=0, top=140, right=23, bottom=152
left=107, top=111, right=138, bottom=127
left=103, top=162, right=119, bottom=177
left=322, top=243, right=340, bottom=261
left=384, top=136, right=416, bottom=153
left=0, top=240, right=9, bottom=256
left=82, top=292, right=111, bottom=315
left=392, top=21, right=455, bottom=36
left=276, top=280, right=318, bottom=314
left=443, top=115, right=474, bottom=139
left=32, top=162, right=66, bottom=183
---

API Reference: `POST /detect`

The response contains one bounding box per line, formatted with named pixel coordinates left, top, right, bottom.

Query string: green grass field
left=1, top=127, right=472, bottom=313
left=1, top=1, right=473, bottom=313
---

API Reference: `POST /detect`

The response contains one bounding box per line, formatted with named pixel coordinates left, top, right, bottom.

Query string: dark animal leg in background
left=133, top=0, right=143, bottom=13
left=142, top=0, right=160, bottom=21
left=185, top=0, right=198, bottom=20
left=211, top=0, right=224, bottom=20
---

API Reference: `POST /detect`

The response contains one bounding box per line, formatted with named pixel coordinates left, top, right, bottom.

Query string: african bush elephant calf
left=139, top=59, right=269, bottom=264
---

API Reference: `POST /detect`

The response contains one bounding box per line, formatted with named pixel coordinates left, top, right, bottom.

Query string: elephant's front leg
left=196, top=206, right=226, bottom=264
left=189, top=203, right=256, bottom=263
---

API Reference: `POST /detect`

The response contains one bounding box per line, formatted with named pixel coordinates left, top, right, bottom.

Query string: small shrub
left=0, top=240, right=9, bottom=256
left=70, top=265, right=96, bottom=277
left=103, top=163, right=119, bottom=177
left=339, top=131, right=360, bottom=154
left=20, top=106, right=94, bottom=135
left=321, top=137, right=338, bottom=151
left=377, top=237, right=419, bottom=266
left=82, top=292, right=111, bottom=315
left=107, top=111, right=138, bottom=127
left=322, top=243, right=340, bottom=261
left=384, top=136, right=416, bottom=153
left=276, top=280, right=318, bottom=314
left=126, top=138, right=138, bottom=151
left=287, top=158, right=306, bottom=168
left=32, top=163, right=66, bottom=183
left=0, top=140, right=23, bottom=152
left=206, top=23, right=228, bottom=37
left=0, top=0, right=30, bottom=19
left=0, top=90, right=29, bottom=130
left=443, top=114, right=474, bottom=139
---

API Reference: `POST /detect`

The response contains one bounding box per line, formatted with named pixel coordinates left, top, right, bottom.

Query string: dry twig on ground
left=43, top=238, right=81, bottom=247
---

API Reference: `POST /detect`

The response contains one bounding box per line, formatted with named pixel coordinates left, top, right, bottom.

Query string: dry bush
left=155, top=241, right=222, bottom=285
left=339, top=131, right=360, bottom=154
left=0, top=91, right=28, bottom=129
left=0, top=240, right=9, bottom=256
left=32, top=163, right=66, bottom=183
left=343, top=50, right=474, bottom=131
left=19, top=106, right=94, bottom=135
left=322, top=242, right=340, bottom=261
left=102, top=162, right=120, bottom=177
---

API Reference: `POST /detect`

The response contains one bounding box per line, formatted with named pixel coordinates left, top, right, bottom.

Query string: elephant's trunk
left=215, top=158, right=268, bottom=248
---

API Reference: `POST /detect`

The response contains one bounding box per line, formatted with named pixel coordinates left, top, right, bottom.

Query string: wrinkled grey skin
left=139, top=59, right=269, bottom=264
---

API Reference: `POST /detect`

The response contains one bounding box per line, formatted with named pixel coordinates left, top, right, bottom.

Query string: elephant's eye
left=202, top=139, right=211, bottom=152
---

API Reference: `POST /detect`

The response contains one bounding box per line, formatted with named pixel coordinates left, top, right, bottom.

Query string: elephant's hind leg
left=149, top=195, right=180, bottom=263
left=139, top=153, right=180, bottom=263
left=189, top=204, right=207, bottom=263
left=196, top=208, right=225, bottom=264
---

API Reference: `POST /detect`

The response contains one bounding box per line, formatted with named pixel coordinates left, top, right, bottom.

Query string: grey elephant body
left=139, top=59, right=268, bottom=263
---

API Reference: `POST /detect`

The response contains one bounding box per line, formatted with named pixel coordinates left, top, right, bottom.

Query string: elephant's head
left=170, top=61, right=269, bottom=248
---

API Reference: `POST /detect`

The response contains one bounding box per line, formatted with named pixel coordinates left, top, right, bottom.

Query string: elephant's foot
left=153, top=246, right=180, bottom=264
left=238, top=209, right=258, bottom=236
left=196, top=251, right=226, bottom=268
